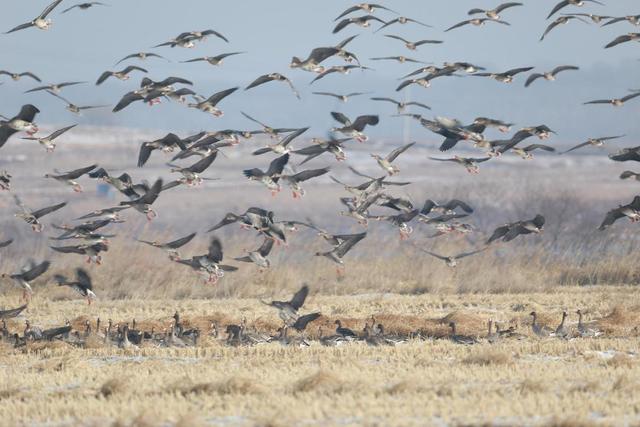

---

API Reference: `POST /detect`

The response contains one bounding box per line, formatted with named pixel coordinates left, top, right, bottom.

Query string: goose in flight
left=1, top=260, right=50, bottom=301
left=421, top=199, right=474, bottom=216
left=609, top=146, right=640, bottom=162
left=335, top=3, right=396, bottom=21
left=245, top=73, right=300, bottom=99
left=370, top=142, right=415, bottom=175
left=486, top=215, right=545, bottom=244
left=376, top=16, right=432, bottom=32
left=315, top=232, right=367, bottom=276
left=333, top=15, right=387, bottom=34
left=96, top=66, right=147, bottom=85
left=252, top=127, right=308, bottom=156
left=234, top=238, right=274, bottom=270
left=176, top=237, right=238, bottom=283
left=262, top=285, right=316, bottom=325
left=291, top=137, right=350, bottom=164
left=562, top=13, right=611, bottom=24
left=54, top=268, right=97, bottom=304
left=181, top=52, right=245, bottom=66
left=369, top=210, right=420, bottom=239
left=13, top=195, right=66, bottom=232
left=137, top=233, right=196, bottom=261
left=168, top=153, right=218, bottom=186
left=45, top=164, right=97, bottom=192
left=584, top=92, right=640, bottom=107
left=525, top=65, right=579, bottom=87
left=47, top=91, right=109, bottom=114
left=330, top=112, right=379, bottom=142
left=115, top=52, right=167, bottom=66
left=370, top=97, right=431, bottom=113
left=51, top=243, right=109, bottom=265
left=415, top=246, right=487, bottom=268
left=310, top=65, right=372, bottom=84
left=382, top=35, right=443, bottom=51
left=113, top=76, right=193, bottom=111
left=602, top=15, right=640, bottom=27
left=0, top=104, right=40, bottom=148
left=242, top=112, right=301, bottom=140
left=562, top=135, right=625, bottom=154
left=312, top=91, right=370, bottom=102
left=370, top=55, right=426, bottom=64
left=540, top=16, right=588, bottom=41
left=61, top=2, right=107, bottom=13
left=605, top=33, right=640, bottom=49
left=5, top=0, right=63, bottom=33
left=21, top=124, right=76, bottom=152
left=599, top=196, right=640, bottom=230
left=0, top=70, right=41, bottom=82
left=187, top=87, right=238, bottom=117
left=290, top=47, right=340, bottom=73
left=547, top=0, right=604, bottom=20
left=445, top=18, right=510, bottom=32
left=0, top=171, right=11, bottom=191
left=243, top=154, right=290, bottom=195
left=508, top=144, right=556, bottom=159
left=468, top=2, right=523, bottom=20
left=473, top=67, right=534, bottom=83
left=119, top=178, right=164, bottom=220
left=25, top=81, right=86, bottom=94
left=429, top=156, right=491, bottom=174
left=620, top=171, right=640, bottom=181
left=275, top=166, right=330, bottom=199
left=396, top=67, right=457, bottom=90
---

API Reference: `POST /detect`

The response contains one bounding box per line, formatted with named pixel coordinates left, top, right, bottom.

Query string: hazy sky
left=0, top=0, right=638, bottom=144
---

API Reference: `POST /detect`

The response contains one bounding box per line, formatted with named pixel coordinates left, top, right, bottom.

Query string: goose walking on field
left=530, top=311, right=554, bottom=337
left=137, top=233, right=196, bottom=261
left=1, top=260, right=50, bottom=301
left=335, top=320, right=358, bottom=338
left=13, top=195, right=66, bottom=232
left=45, top=164, right=97, bottom=192
left=54, top=268, right=96, bottom=305
left=448, top=322, right=478, bottom=345
left=5, top=0, right=64, bottom=33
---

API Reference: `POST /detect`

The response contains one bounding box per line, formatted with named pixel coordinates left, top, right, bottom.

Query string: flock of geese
left=0, top=1, right=638, bottom=345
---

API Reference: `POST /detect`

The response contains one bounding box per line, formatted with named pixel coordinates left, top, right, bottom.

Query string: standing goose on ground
left=181, top=52, right=245, bottom=66
left=275, top=166, right=330, bottom=199
left=331, top=112, right=379, bottom=142
left=13, top=195, right=66, bottom=232
left=96, top=66, right=147, bottom=85
left=315, top=232, right=367, bottom=275
left=599, top=196, right=640, bottom=230
left=137, top=232, right=196, bottom=261
left=176, top=237, right=238, bottom=283
left=335, top=320, right=358, bottom=338
left=370, top=141, right=415, bottom=176
left=540, top=16, right=588, bottom=41
left=448, top=322, right=478, bottom=344
left=0, top=104, right=40, bottom=148
left=383, top=35, right=443, bottom=51
left=415, top=246, right=487, bottom=267
left=555, top=311, right=570, bottom=338
left=605, top=33, right=640, bottom=49
left=0, top=171, right=10, bottom=191
left=54, top=268, right=96, bottom=304
left=45, top=164, right=96, bottom=192
left=46, top=91, right=109, bottom=114
left=584, top=92, right=640, bottom=107
left=187, top=87, right=238, bottom=117
left=1, top=260, right=50, bottom=301
left=562, top=135, right=625, bottom=154
left=547, top=0, right=604, bottom=20
left=21, top=124, right=76, bottom=152
left=576, top=310, right=602, bottom=337
left=333, top=15, right=387, bottom=34
left=370, top=97, right=430, bottom=113
left=25, top=81, right=86, bottom=94
left=620, top=171, right=640, bottom=181
left=252, top=126, right=308, bottom=155
left=119, top=178, right=163, bottom=220
left=0, top=70, right=41, bottom=82
left=115, top=52, right=167, bottom=66
left=243, top=153, right=290, bottom=195
left=376, top=16, right=432, bottom=31
left=429, top=155, right=491, bottom=174
left=5, top=0, right=63, bottom=33
left=525, top=65, right=579, bottom=87
left=468, top=2, right=523, bottom=19
left=51, top=242, right=109, bottom=265
left=445, top=18, right=510, bottom=32
left=530, top=312, right=554, bottom=337
left=473, top=67, right=534, bottom=83
left=245, top=73, right=300, bottom=99
left=234, top=238, right=274, bottom=271
left=312, top=91, right=371, bottom=103
left=486, top=214, right=545, bottom=244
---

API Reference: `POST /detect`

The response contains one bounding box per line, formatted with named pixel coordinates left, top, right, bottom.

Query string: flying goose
left=448, top=322, right=478, bottom=344
left=51, top=219, right=114, bottom=240
left=289, top=47, right=340, bottom=73
left=599, top=196, right=640, bottom=230
left=421, top=199, right=474, bottom=216
left=0, top=104, right=40, bottom=148
left=335, top=3, right=396, bottom=21
left=562, top=135, right=625, bottom=154
left=5, top=0, right=63, bottom=33
left=547, top=0, right=604, bottom=20
left=0, top=70, right=41, bottom=82
left=470, top=117, right=513, bottom=133
left=245, top=73, right=300, bottom=99
left=315, top=232, right=367, bottom=275
left=176, top=237, right=238, bottom=283
left=530, top=312, right=554, bottom=337
left=25, top=81, right=86, bottom=94
left=208, top=207, right=274, bottom=233
left=54, top=268, right=96, bottom=304
left=620, top=171, right=640, bottom=181
left=61, top=2, right=107, bottom=13
left=168, top=153, right=218, bottom=186
left=376, top=16, right=432, bottom=31
left=370, top=97, right=431, bottom=113
left=0, top=171, right=10, bottom=191
left=137, top=233, right=196, bottom=261
left=88, top=168, right=136, bottom=197
left=243, top=153, right=290, bottom=195
left=369, top=210, right=420, bottom=239
left=181, top=52, right=245, bottom=66
left=252, top=127, right=308, bottom=155
left=20, top=124, right=76, bottom=152
left=51, top=242, right=109, bottom=264
left=240, top=112, right=299, bottom=139
left=2, top=261, right=50, bottom=301
left=187, top=87, right=238, bottom=117
left=584, top=92, right=640, bottom=107
left=605, top=33, right=640, bottom=49
left=370, top=55, right=426, bottom=64
left=119, top=178, right=163, bottom=220
left=234, top=238, right=274, bottom=270
left=473, top=67, right=534, bottom=83
left=312, top=91, right=370, bottom=102
left=14, top=195, right=66, bottom=232
left=562, top=13, right=611, bottom=24
left=113, top=76, right=193, bottom=111
left=468, top=2, right=523, bottom=19
left=291, top=137, right=350, bottom=164
left=274, top=166, right=330, bottom=199
left=115, top=52, right=167, bottom=66
left=610, top=146, right=640, bottom=162
left=45, top=164, right=97, bottom=192
left=331, top=112, right=379, bottom=142
left=370, top=142, right=415, bottom=176
left=138, top=133, right=187, bottom=167
left=445, top=18, right=510, bottom=32
left=429, top=156, right=491, bottom=174
left=96, top=66, right=147, bottom=85
left=540, top=16, right=588, bottom=41
left=383, top=35, right=443, bottom=51
left=486, top=215, right=545, bottom=244
left=415, top=246, right=487, bottom=267
left=0, top=303, right=27, bottom=320
left=603, top=15, right=640, bottom=27
left=175, top=29, right=229, bottom=44
left=333, top=15, right=387, bottom=34
left=525, top=65, right=579, bottom=87
left=507, top=144, right=555, bottom=159
left=47, top=91, right=108, bottom=114
left=396, top=67, right=457, bottom=91
left=310, top=65, right=372, bottom=84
